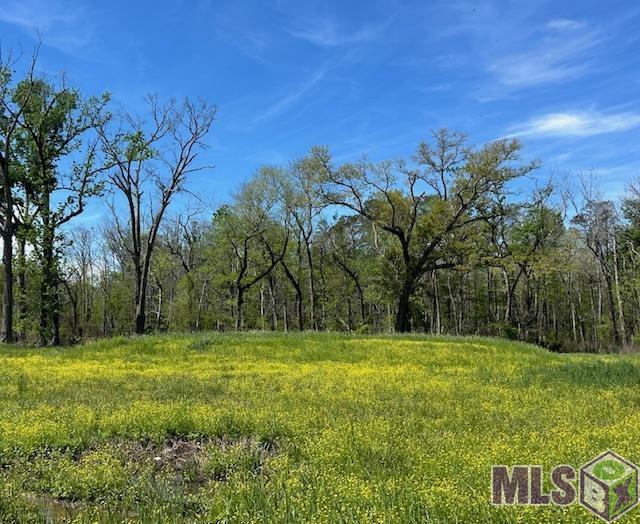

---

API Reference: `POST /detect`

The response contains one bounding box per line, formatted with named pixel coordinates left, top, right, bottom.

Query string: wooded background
left=2, top=49, right=638, bottom=352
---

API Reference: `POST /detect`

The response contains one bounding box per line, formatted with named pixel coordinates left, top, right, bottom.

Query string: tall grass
left=1, top=333, right=639, bottom=522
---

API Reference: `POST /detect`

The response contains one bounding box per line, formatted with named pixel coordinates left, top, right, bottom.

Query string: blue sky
left=1, top=0, right=639, bottom=219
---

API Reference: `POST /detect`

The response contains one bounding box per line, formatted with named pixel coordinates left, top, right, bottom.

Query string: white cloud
left=546, top=18, right=585, bottom=31
left=487, top=30, right=599, bottom=88
left=510, top=111, right=640, bottom=138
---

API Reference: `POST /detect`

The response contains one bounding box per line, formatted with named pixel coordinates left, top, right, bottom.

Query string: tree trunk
left=1, top=222, right=13, bottom=343
left=134, top=250, right=153, bottom=335
left=501, top=269, right=510, bottom=322
left=17, top=236, right=26, bottom=340
left=305, top=242, right=317, bottom=330
left=235, top=286, right=244, bottom=330
left=268, top=274, right=278, bottom=330
left=296, top=292, right=303, bottom=331
left=612, top=235, right=627, bottom=345
left=184, top=273, right=195, bottom=330
left=155, top=282, right=163, bottom=331
left=395, top=273, right=416, bottom=333
left=357, top=283, right=366, bottom=325
left=281, top=260, right=304, bottom=330
left=603, top=272, right=620, bottom=347
left=283, top=297, right=288, bottom=332
left=133, top=309, right=145, bottom=333
left=259, top=285, right=265, bottom=329
left=40, top=230, right=61, bottom=346
left=447, top=273, right=459, bottom=335
left=432, top=270, right=441, bottom=335
left=1, top=157, right=13, bottom=343
left=195, top=279, right=207, bottom=330
left=590, top=285, right=598, bottom=348
left=569, top=279, right=577, bottom=344
left=64, top=280, right=79, bottom=341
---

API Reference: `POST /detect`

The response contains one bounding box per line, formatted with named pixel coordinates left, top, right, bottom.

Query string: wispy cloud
left=0, top=0, right=71, bottom=28
left=546, top=18, right=585, bottom=31
left=509, top=110, right=640, bottom=138
left=0, top=0, right=93, bottom=54
left=429, top=2, right=605, bottom=98
left=487, top=30, right=600, bottom=88
left=288, top=26, right=377, bottom=47
left=253, top=67, right=327, bottom=124
left=210, top=2, right=275, bottom=66
left=286, top=17, right=383, bottom=47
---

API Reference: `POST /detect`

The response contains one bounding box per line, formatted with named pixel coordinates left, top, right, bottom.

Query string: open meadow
left=1, top=333, right=639, bottom=522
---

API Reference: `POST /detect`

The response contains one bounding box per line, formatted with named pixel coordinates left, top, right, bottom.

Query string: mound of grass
left=1, top=333, right=639, bottom=522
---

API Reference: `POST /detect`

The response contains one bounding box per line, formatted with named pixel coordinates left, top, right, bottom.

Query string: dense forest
left=1, top=50, right=639, bottom=352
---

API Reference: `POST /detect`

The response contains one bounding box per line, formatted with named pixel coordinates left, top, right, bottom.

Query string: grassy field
left=1, top=333, right=639, bottom=523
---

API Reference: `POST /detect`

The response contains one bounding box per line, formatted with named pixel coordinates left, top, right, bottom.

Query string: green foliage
left=8, top=74, right=111, bottom=346
left=3, top=110, right=638, bottom=352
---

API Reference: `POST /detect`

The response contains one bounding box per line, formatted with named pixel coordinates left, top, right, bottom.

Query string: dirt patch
left=110, top=435, right=277, bottom=478
left=64, top=435, right=280, bottom=494
left=11, top=437, right=278, bottom=523
left=11, top=435, right=279, bottom=521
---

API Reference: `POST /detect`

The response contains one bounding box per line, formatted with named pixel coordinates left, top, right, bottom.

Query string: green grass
left=1, top=333, right=639, bottom=522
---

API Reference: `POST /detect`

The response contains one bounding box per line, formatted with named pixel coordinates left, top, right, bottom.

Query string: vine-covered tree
left=14, top=76, right=109, bottom=346
left=0, top=47, right=38, bottom=342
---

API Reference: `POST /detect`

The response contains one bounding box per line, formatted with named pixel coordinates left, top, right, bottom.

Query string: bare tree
left=99, top=96, right=215, bottom=334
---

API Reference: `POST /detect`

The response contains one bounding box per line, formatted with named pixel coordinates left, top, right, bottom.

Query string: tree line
left=1, top=49, right=638, bottom=351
